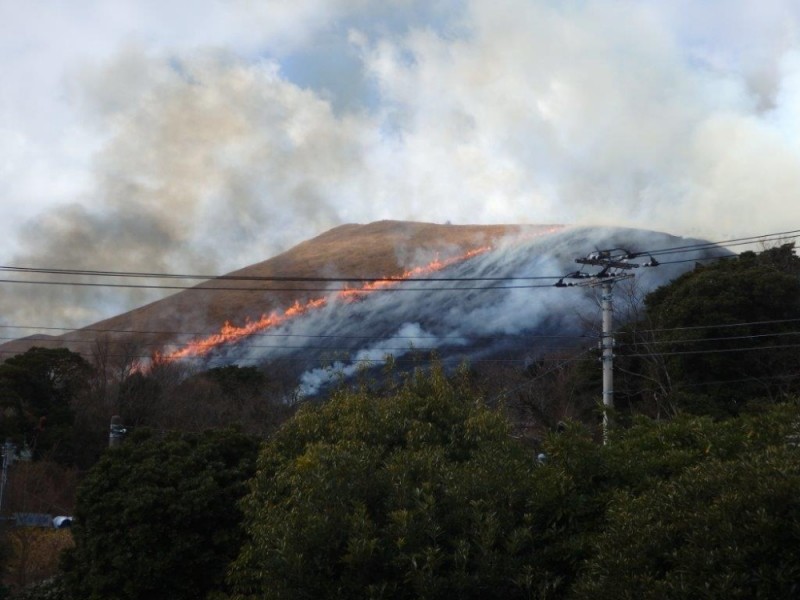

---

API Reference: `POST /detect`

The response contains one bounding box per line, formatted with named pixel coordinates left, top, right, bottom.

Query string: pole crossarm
left=556, top=247, right=659, bottom=287
left=556, top=272, right=633, bottom=288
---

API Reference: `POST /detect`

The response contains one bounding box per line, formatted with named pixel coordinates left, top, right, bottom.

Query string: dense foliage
left=6, top=246, right=800, bottom=597
left=61, top=428, right=258, bottom=600
left=228, top=364, right=543, bottom=600
left=0, top=348, right=93, bottom=464
left=7, top=366, right=798, bottom=599
left=226, top=370, right=800, bottom=600
left=570, top=404, right=800, bottom=598
left=644, top=244, right=800, bottom=413
left=525, top=244, right=800, bottom=424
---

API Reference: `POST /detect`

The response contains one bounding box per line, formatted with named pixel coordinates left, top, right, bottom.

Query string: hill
left=0, top=221, right=525, bottom=357
left=1, top=221, right=722, bottom=396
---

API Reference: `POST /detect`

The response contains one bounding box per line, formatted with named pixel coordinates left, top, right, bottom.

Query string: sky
left=2, top=0, right=800, bottom=329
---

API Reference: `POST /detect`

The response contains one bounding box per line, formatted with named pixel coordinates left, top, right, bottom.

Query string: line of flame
left=156, top=245, right=493, bottom=363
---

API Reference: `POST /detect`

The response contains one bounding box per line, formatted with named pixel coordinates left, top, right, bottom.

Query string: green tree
left=522, top=402, right=800, bottom=598
left=612, top=244, right=800, bottom=417
left=61, top=428, right=258, bottom=600
left=0, top=348, right=93, bottom=464
left=572, top=405, right=800, bottom=598
left=228, top=364, right=541, bottom=600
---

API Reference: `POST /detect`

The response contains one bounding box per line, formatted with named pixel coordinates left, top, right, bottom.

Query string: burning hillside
left=159, top=245, right=494, bottom=363
left=1, top=221, right=725, bottom=396
left=0, top=222, right=524, bottom=357
left=181, top=225, right=723, bottom=395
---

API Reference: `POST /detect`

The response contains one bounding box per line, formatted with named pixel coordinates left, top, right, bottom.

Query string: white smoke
left=2, top=0, right=800, bottom=330
left=296, top=322, right=463, bottom=396
left=201, top=226, right=724, bottom=393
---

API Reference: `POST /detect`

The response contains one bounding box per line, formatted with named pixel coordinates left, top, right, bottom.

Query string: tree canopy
left=608, top=244, right=800, bottom=417
left=228, top=364, right=543, bottom=600
left=0, top=347, right=93, bottom=464
left=569, top=403, right=800, bottom=598
left=226, top=363, right=800, bottom=600
left=62, top=428, right=258, bottom=600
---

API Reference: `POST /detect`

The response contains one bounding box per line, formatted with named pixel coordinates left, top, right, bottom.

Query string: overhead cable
left=1, top=227, right=798, bottom=286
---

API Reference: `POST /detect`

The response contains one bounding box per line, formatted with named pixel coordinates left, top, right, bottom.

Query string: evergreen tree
left=0, top=348, right=92, bottom=464
left=62, top=428, right=258, bottom=600
left=228, top=364, right=542, bottom=600
left=614, top=244, right=800, bottom=417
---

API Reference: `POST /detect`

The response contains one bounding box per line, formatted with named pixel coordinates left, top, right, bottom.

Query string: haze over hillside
left=1, top=221, right=726, bottom=394
left=4, top=2, right=800, bottom=333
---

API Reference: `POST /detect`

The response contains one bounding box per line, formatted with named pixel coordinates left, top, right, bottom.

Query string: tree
left=228, top=364, right=542, bottom=600
left=61, top=428, right=258, bottom=600
left=572, top=405, right=800, bottom=598
left=0, top=534, right=12, bottom=600
left=162, top=366, right=293, bottom=435
left=0, top=348, right=93, bottom=464
left=611, top=245, right=800, bottom=417
left=518, top=402, right=800, bottom=599
left=6, top=529, right=73, bottom=593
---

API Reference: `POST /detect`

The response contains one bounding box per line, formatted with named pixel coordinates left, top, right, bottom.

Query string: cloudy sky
left=2, top=0, right=800, bottom=329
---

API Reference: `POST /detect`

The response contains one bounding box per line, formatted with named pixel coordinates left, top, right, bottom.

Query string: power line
left=635, top=228, right=800, bottom=257
left=6, top=326, right=800, bottom=358
left=0, top=248, right=761, bottom=291
left=655, top=254, right=737, bottom=266
left=633, top=317, right=800, bottom=335
left=0, top=335, right=589, bottom=355
left=621, top=330, right=800, bottom=347
left=0, top=227, right=796, bottom=288
left=672, top=372, right=800, bottom=390
left=0, top=266, right=562, bottom=282
left=626, top=342, right=800, bottom=358
left=1, top=226, right=797, bottom=370
left=0, top=324, right=592, bottom=341
left=6, top=316, right=800, bottom=340
left=0, top=348, right=596, bottom=364
left=0, top=278, right=557, bottom=291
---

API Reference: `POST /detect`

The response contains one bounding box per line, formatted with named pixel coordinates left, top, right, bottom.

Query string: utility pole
left=0, top=440, right=15, bottom=513
left=556, top=248, right=658, bottom=443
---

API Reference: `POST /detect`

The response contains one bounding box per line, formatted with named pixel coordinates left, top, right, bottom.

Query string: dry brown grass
left=4, top=528, right=73, bottom=591
left=1, top=220, right=556, bottom=357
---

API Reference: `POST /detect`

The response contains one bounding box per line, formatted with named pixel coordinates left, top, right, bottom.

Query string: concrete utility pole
left=0, top=440, right=15, bottom=513
left=556, top=248, right=658, bottom=443
left=600, top=281, right=614, bottom=440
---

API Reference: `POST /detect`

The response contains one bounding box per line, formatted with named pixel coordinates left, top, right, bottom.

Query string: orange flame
left=158, top=245, right=492, bottom=363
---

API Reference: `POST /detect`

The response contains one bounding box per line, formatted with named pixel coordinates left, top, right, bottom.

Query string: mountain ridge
left=2, top=221, right=722, bottom=393
left=1, top=221, right=544, bottom=358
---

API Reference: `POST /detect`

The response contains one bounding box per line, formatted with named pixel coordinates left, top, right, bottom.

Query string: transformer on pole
left=556, top=248, right=658, bottom=443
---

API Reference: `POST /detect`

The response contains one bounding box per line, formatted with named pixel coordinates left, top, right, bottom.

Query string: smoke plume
left=3, top=0, right=800, bottom=330
left=190, top=226, right=724, bottom=396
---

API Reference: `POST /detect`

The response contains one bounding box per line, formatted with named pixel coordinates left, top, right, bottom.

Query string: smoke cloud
left=192, top=226, right=722, bottom=396
left=2, top=0, right=800, bottom=329
left=296, top=322, right=462, bottom=396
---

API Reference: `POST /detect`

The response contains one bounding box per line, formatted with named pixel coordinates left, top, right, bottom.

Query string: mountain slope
left=0, top=221, right=531, bottom=357
left=2, top=221, right=724, bottom=394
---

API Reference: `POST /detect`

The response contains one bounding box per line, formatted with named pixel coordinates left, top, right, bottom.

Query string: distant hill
left=0, top=221, right=529, bottom=357
left=1, top=221, right=725, bottom=395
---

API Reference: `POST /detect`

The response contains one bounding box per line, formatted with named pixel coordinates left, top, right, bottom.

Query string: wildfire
left=158, top=245, right=492, bottom=363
